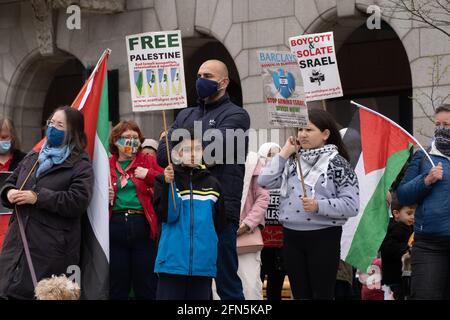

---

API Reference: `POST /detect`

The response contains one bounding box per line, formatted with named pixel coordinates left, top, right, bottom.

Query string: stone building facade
left=0, top=0, right=449, bottom=150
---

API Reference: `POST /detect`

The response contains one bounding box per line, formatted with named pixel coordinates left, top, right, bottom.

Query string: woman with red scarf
left=108, top=121, right=163, bottom=300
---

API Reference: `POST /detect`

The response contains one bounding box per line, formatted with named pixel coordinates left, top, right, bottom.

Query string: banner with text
left=289, top=31, right=343, bottom=101
left=126, top=30, right=187, bottom=111
left=258, top=51, right=308, bottom=128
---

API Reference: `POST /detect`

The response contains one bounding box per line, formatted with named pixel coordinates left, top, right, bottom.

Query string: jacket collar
left=199, top=93, right=230, bottom=114
left=174, top=164, right=209, bottom=178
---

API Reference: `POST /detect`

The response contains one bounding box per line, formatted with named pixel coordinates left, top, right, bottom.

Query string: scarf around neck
left=280, top=144, right=339, bottom=197
left=116, top=158, right=137, bottom=188
left=36, top=141, right=72, bottom=177
left=430, top=141, right=450, bottom=160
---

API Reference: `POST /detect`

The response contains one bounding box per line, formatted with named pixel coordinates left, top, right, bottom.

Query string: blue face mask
left=196, top=77, right=221, bottom=99
left=46, top=126, right=66, bottom=147
left=0, top=140, right=11, bottom=154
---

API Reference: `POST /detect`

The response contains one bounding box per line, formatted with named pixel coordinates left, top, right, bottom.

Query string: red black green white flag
left=341, top=101, right=416, bottom=271
left=73, top=49, right=110, bottom=299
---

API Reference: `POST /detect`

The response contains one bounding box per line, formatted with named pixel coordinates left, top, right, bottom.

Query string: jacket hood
left=258, top=142, right=281, bottom=165
left=240, top=152, right=263, bottom=212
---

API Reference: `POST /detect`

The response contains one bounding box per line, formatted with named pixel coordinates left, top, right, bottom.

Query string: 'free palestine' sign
left=126, top=30, right=187, bottom=112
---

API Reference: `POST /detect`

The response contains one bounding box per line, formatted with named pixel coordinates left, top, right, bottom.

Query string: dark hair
left=172, top=127, right=202, bottom=159
left=109, top=120, right=144, bottom=155
left=435, top=104, right=450, bottom=114
left=48, top=106, right=86, bottom=156
left=0, top=118, right=20, bottom=151
left=305, top=108, right=350, bottom=161
left=171, top=127, right=201, bottom=143
left=390, top=192, right=403, bottom=212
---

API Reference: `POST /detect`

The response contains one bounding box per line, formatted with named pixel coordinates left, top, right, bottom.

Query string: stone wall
left=1, top=0, right=449, bottom=150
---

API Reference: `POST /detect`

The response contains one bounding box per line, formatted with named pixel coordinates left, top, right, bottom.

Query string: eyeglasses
left=120, top=135, right=139, bottom=140
left=46, top=119, right=65, bottom=130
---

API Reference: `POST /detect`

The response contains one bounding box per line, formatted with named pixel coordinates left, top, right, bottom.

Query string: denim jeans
left=109, top=213, right=158, bottom=300
left=215, top=221, right=244, bottom=300
left=410, top=236, right=450, bottom=300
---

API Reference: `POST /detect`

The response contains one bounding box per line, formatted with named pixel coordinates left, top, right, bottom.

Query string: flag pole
left=162, top=110, right=177, bottom=210
left=350, top=100, right=435, bottom=167
left=291, top=128, right=308, bottom=197
left=108, top=173, right=114, bottom=207
left=74, top=48, right=111, bottom=113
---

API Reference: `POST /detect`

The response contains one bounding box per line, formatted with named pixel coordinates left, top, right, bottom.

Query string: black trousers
left=260, top=247, right=286, bottom=300
left=410, top=236, right=450, bottom=300
left=283, top=226, right=342, bottom=300
left=109, top=214, right=158, bottom=300
left=156, top=273, right=212, bottom=300
left=215, top=221, right=244, bottom=300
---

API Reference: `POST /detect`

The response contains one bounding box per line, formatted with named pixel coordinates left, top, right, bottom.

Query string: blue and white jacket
left=258, top=153, right=359, bottom=231
left=153, top=165, right=226, bottom=277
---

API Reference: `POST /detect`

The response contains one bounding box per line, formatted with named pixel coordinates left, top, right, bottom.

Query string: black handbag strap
left=14, top=158, right=40, bottom=288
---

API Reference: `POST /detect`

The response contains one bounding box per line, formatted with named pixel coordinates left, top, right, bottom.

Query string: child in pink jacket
left=237, top=151, right=270, bottom=300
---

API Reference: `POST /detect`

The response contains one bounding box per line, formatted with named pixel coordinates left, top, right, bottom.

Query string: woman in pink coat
left=237, top=151, right=270, bottom=299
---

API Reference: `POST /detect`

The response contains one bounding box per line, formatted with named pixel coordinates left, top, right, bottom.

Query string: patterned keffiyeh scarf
left=280, top=144, right=338, bottom=197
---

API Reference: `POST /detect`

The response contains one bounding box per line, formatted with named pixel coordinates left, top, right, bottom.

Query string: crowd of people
left=0, top=59, right=449, bottom=300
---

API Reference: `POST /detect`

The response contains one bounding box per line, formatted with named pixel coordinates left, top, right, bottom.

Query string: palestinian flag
left=341, top=101, right=416, bottom=271
left=72, top=50, right=111, bottom=299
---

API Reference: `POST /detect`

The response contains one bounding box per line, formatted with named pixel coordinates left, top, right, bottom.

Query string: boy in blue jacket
left=153, top=128, right=226, bottom=300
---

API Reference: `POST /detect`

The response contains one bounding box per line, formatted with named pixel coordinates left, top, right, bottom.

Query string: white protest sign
left=126, top=30, right=187, bottom=111
left=258, top=51, right=309, bottom=128
left=289, top=31, right=343, bottom=101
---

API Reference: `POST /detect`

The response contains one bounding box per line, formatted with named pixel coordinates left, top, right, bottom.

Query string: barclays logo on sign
left=272, top=68, right=295, bottom=99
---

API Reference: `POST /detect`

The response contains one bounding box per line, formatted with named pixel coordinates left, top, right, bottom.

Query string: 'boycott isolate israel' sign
left=289, top=31, right=343, bottom=101
left=258, top=51, right=308, bottom=128
left=126, top=30, right=187, bottom=111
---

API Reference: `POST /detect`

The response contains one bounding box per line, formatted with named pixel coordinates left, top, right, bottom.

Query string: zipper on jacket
left=189, top=170, right=194, bottom=276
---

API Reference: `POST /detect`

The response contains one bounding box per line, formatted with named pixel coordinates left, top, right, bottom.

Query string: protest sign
left=258, top=51, right=308, bottom=127
left=289, top=31, right=343, bottom=101
left=126, top=30, right=187, bottom=111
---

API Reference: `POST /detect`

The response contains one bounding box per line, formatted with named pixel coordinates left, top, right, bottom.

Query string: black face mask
left=196, top=77, right=222, bottom=99
left=435, top=126, right=450, bottom=156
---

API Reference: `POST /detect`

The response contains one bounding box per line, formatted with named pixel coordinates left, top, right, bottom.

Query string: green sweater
left=112, top=160, right=143, bottom=211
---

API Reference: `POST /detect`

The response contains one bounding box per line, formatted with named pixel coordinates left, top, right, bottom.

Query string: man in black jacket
left=157, top=60, right=250, bottom=300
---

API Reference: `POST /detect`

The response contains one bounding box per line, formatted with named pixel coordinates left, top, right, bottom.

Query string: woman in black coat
left=0, top=106, right=93, bottom=300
